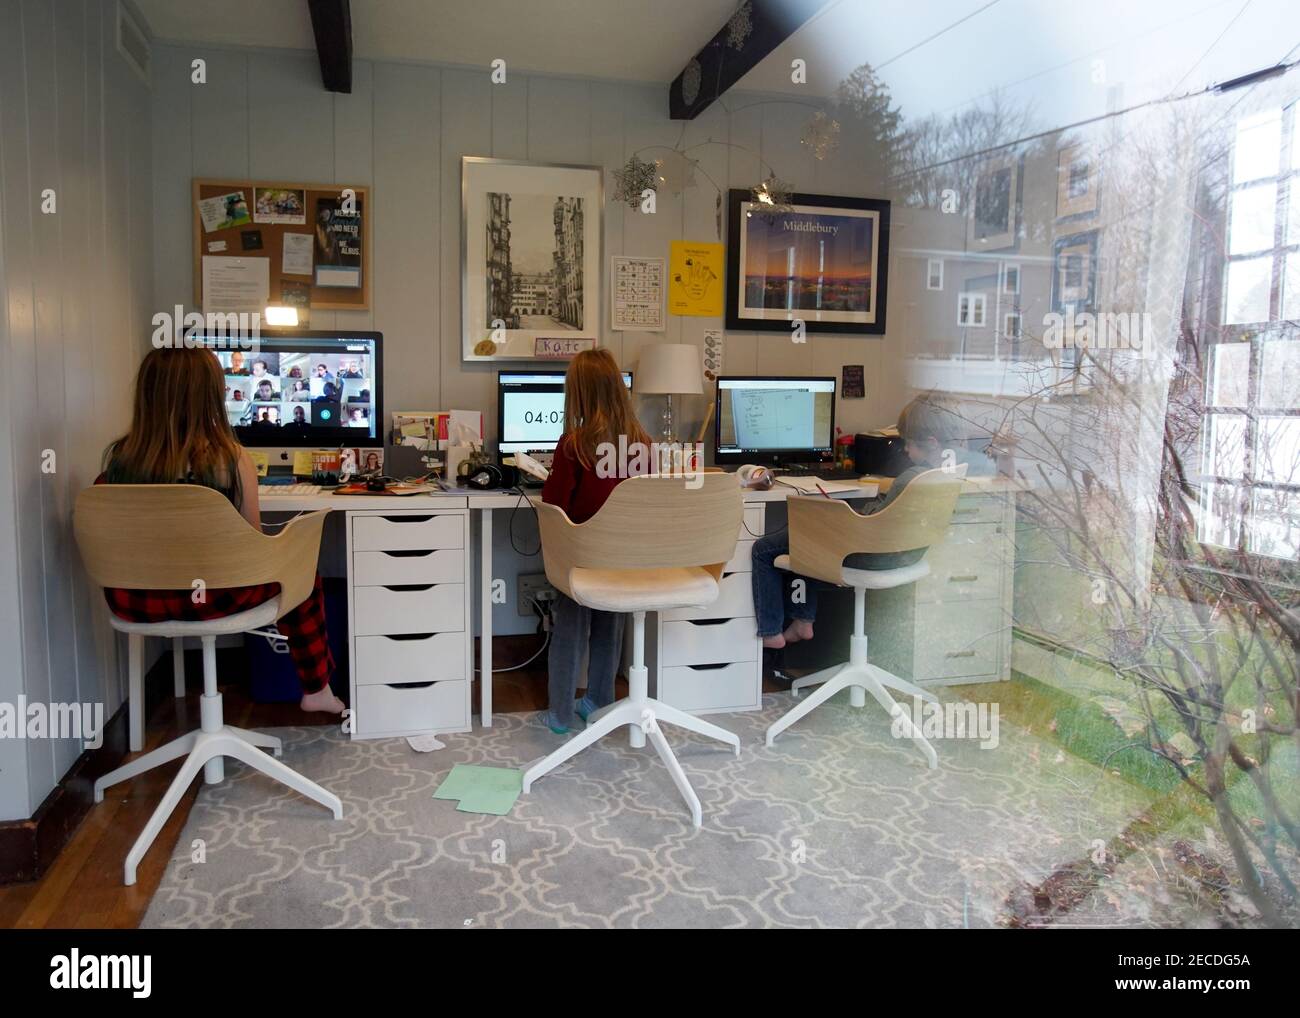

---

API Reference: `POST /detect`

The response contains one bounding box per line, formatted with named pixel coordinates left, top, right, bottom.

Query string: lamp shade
left=636, top=344, right=703, bottom=395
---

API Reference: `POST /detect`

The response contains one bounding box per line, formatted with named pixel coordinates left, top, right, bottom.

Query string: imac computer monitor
left=205, top=330, right=384, bottom=450
left=713, top=375, right=837, bottom=466
left=497, top=369, right=632, bottom=455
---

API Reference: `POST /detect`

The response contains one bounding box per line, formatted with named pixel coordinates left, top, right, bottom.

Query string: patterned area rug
left=143, top=692, right=1155, bottom=928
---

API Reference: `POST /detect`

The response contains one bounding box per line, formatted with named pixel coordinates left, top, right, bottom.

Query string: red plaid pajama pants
left=104, top=574, right=334, bottom=694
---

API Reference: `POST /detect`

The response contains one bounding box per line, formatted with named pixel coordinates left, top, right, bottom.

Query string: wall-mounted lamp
left=264, top=305, right=299, bottom=327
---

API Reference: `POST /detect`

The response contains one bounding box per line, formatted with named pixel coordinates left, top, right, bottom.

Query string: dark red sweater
left=542, top=432, right=637, bottom=524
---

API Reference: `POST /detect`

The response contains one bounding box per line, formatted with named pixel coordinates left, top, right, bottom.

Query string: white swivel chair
left=523, top=473, right=744, bottom=827
left=74, top=484, right=344, bottom=885
left=765, top=467, right=966, bottom=766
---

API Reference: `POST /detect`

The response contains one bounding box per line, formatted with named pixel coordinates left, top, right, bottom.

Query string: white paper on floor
left=406, top=734, right=446, bottom=753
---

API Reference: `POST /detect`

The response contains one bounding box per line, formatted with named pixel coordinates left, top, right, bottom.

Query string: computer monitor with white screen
left=713, top=375, right=836, bottom=466
left=201, top=330, right=383, bottom=457
left=497, top=369, right=632, bottom=455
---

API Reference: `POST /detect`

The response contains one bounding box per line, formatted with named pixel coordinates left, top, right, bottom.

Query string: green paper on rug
left=434, top=763, right=523, bottom=815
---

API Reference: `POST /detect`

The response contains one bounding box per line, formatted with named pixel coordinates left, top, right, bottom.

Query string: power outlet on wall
left=518, top=573, right=557, bottom=616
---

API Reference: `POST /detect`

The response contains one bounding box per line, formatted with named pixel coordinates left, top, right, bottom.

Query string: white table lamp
left=636, top=344, right=702, bottom=443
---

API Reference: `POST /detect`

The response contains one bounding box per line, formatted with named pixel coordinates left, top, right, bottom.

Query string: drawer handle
left=945, top=649, right=976, bottom=659
left=685, top=618, right=731, bottom=628
left=386, top=681, right=436, bottom=689
left=687, top=663, right=731, bottom=671
left=381, top=515, right=435, bottom=523
left=382, top=550, right=434, bottom=558
left=948, top=574, right=979, bottom=583
left=383, top=583, right=436, bottom=592
left=383, top=633, right=435, bottom=642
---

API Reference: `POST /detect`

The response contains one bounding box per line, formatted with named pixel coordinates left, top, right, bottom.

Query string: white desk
left=260, top=481, right=889, bottom=732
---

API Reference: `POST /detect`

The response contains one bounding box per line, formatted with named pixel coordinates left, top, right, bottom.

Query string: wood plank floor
left=0, top=637, right=784, bottom=928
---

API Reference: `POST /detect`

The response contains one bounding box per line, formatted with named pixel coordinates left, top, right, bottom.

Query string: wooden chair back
left=788, top=467, right=966, bottom=586
left=535, top=473, right=743, bottom=598
left=74, top=484, right=328, bottom=619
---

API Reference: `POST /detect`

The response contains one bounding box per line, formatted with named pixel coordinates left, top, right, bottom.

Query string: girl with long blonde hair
left=101, top=346, right=344, bottom=714
left=539, top=348, right=651, bottom=733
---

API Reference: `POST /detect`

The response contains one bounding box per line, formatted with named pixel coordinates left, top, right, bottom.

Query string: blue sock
left=576, top=696, right=598, bottom=722
left=540, top=710, right=569, bottom=735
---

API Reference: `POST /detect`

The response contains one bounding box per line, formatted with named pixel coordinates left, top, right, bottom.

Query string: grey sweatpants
left=547, top=593, right=626, bottom=728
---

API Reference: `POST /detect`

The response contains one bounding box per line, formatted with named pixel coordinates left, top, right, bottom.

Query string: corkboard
left=192, top=178, right=370, bottom=312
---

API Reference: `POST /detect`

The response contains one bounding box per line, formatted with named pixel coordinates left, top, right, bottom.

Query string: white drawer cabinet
left=639, top=500, right=765, bottom=715
left=353, top=549, right=465, bottom=586
left=346, top=509, right=472, bottom=738
left=781, top=486, right=1017, bottom=688
left=354, top=680, right=469, bottom=738
left=353, top=633, right=466, bottom=685
left=353, top=583, right=465, bottom=636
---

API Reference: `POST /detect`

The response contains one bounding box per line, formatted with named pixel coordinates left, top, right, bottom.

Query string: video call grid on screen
left=716, top=377, right=835, bottom=454
left=204, top=333, right=381, bottom=445
left=498, top=370, right=632, bottom=453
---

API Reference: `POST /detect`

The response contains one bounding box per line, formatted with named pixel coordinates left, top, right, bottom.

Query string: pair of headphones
left=462, top=463, right=506, bottom=490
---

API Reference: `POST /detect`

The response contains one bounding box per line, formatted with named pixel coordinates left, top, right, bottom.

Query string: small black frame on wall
left=725, top=188, right=890, bottom=335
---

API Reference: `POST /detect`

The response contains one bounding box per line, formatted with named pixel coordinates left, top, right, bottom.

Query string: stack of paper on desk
left=774, top=476, right=863, bottom=495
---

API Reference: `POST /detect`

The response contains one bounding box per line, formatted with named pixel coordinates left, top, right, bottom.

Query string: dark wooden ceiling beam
left=308, top=0, right=353, bottom=94
left=669, top=0, right=824, bottom=120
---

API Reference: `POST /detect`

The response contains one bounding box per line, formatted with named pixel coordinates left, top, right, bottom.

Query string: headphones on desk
left=462, top=463, right=506, bottom=490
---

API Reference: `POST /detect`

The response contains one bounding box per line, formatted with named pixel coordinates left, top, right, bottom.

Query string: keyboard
left=258, top=483, right=322, bottom=496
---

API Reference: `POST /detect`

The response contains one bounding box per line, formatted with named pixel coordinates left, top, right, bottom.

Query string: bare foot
left=762, top=633, right=787, bottom=649
left=783, top=620, right=814, bottom=644
left=300, top=687, right=346, bottom=714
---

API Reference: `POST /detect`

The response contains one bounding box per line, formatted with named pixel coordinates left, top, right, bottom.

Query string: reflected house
left=486, top=193, right=516, bottom=328
left=552, top=197, right=583, bottom=328
left=511, top=271, right=555, bottom=318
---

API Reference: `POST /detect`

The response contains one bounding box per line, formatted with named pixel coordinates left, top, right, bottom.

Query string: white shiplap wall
left=0, top=0, right=153, bottom=821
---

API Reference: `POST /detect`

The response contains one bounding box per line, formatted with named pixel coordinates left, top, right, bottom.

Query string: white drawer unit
left=640, top=499, right=765, bottom=715
left=346, top=509, right=472, bottom=738
left=352, top=513, right=464, bottom=552
left=354, top=679, right=469, bottom=738
left=659, top=662, right=757, bottom=714
left=353, top=549, right=465, bottom=586
left=660, top=571, right=754, bottom=621
left=353, top=583, right=465, bottom=636
left=353, top=633, right=466, bottom=685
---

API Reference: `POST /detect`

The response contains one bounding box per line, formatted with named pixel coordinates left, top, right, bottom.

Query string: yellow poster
left=668, top=241, right=724, bottom=317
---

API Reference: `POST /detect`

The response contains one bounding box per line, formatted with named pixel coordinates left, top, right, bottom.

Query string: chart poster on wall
left=462, top=157, right=603, bottom=361
left=726, top=189, right=890, bottom=335
left=314, top=198, right=363, bottom=288
left=668, top=241, right=723, bottom=317
left=611, top=255, right=664, bottom=331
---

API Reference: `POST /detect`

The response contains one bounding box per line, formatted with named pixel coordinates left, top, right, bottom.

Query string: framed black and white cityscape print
left=462, top=157, right=603, bottom=361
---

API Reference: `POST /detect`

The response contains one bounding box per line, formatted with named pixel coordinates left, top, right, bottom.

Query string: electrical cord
left=508, top=483, right=543, bottom=556
left=475, top=594, right=552, bottom=673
